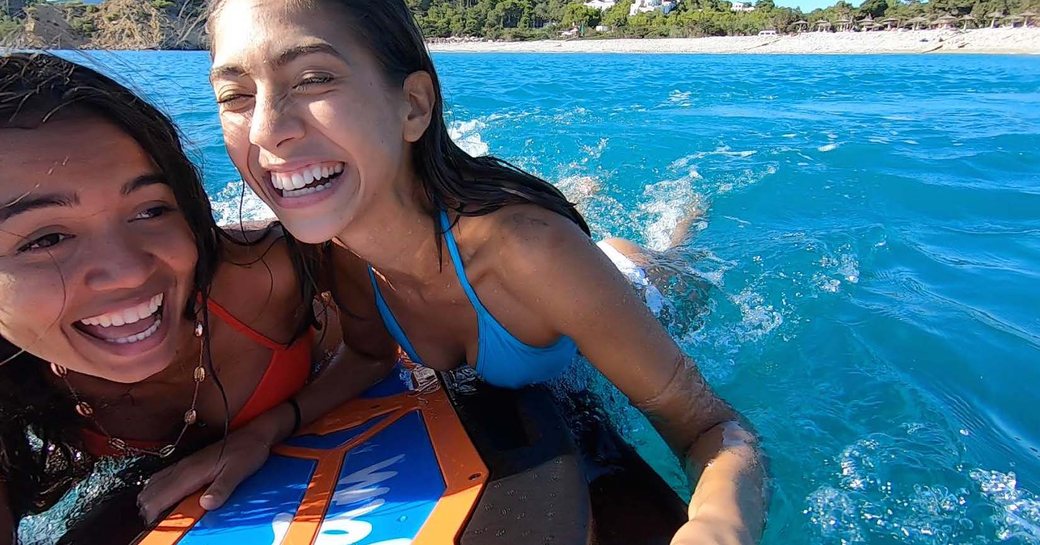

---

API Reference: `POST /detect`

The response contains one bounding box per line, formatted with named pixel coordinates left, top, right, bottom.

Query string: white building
left=731, top=1, right=756, bottom=12
left=584, top=0, right=617, bottom=10
left=629, top=0, right=678, bottom=16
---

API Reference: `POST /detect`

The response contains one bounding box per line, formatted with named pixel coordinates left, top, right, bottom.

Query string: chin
left=280, top=205, right=358, bottom=244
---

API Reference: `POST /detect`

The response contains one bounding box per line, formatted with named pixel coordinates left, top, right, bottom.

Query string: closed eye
left=295, top=74, right=335, bottom=90
left=217, top=92, right=251, bottom=105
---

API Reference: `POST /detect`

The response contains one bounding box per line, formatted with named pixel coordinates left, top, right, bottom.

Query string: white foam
left=971, top=469, right=1040, bottom=542
left=211, top=181, right=276, bottom=226
left=818, top=143, right=840, bottom=152
left=667, top=89, right=693, bottom=107
left=640, top=177, right=704, bottom=252
left=732, top=288, right=783, bottom=341
left=580, top=138, right=610, bottom=161
left=448, top=119, right=490, bottom=157
left=708, top=146, right=757, bottom=158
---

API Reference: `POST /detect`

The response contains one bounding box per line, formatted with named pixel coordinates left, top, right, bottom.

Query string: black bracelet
left=287, top=398, right=302, bottom=436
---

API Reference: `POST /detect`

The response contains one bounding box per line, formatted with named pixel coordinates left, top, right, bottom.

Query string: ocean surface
left=31, top=50, right=1040, bottom=544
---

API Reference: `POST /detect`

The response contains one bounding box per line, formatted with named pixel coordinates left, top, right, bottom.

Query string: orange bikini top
left=80, top=298, right=313, bottom=458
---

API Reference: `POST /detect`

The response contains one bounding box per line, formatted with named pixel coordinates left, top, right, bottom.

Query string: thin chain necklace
left=51, top=320, right=208, bottom=458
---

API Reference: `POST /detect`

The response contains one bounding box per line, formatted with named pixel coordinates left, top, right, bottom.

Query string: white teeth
left=81, top=293, right=163, bottom=329
left=111, top=318, right=162, bottom=344
left=282, top=182, right=332, bottom=199
left=270, top=163, right=344, bottom=194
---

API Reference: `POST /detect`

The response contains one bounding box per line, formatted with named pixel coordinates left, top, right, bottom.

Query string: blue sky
left=775, top=0, right=851, bottom=11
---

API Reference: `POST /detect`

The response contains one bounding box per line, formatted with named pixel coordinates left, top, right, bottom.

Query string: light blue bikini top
left=367, top=210, right=577, bottom=389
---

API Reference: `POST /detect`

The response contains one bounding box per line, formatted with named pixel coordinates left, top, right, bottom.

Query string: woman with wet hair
left=147, top=1, right=768, bottom=543
left=0, top=52, right=392, bottom=544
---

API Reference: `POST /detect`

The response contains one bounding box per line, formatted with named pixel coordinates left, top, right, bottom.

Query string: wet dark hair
left=0, top=52, right=319, bottom=521
left=206, top=0, right=590, bottom=235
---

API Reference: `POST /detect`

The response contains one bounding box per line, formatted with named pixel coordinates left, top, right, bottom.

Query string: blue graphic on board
left=283, top=414, right=389, bottom=450
left=176, top=455, right=313, bottom=545
left=314, top=411, right=446, bottom=545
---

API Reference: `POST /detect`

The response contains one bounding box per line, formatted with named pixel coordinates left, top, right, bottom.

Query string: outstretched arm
left=496, top=208, right=765, bottom=544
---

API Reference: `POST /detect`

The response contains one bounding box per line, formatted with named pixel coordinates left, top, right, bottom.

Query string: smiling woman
left=166, top=2, right=769, bottom=544
left=0, top=52, right=393, bottom=545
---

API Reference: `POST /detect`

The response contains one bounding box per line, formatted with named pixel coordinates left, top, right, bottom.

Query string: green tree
left=560, top=2, right=601, bottom=28
left=858, top=0, right=888, bottom=17
left=602, top=0, right=632, bottom=27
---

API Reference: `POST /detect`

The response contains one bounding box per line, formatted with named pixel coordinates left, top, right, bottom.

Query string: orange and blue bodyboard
left=137, top=365, right=486, bottom=545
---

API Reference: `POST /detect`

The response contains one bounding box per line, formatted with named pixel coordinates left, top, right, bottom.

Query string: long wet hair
left=0, top=52, right=318, bottom=520
left=205, top=0, right=591, bottom=236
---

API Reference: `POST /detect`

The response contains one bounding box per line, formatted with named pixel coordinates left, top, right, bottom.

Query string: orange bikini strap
left=206, top=298, right=285, bottom=351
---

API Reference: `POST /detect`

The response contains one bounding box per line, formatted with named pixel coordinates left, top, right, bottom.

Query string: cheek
left=0, top=265, right=70, bottom=357
left=221, top=116, right=252, bottom=161
left=154, top=221, right=200, bottom=282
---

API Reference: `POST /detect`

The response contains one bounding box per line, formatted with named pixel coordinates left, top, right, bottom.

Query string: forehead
left=0, top=118, right=154, bottom=191
left=210, top=0, right=356, bottom=70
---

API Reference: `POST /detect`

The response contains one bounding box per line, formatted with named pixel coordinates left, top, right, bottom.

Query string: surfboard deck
left=136, top=364, right=487, bottom=545
left=136, top=362, right=688, bottom=545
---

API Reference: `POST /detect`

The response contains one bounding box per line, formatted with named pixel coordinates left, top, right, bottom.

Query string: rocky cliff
left=4, top=0, right=206, bottom=50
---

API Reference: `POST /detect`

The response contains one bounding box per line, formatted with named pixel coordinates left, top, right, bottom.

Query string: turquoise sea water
left=43, top=50, right=1040, bottom=544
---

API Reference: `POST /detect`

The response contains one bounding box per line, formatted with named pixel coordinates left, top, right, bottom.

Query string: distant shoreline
left=427, top=28, right=1040, bottom=55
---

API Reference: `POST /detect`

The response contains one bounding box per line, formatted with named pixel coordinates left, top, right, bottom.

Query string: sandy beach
left=428, top=27, right=1040, bottom=55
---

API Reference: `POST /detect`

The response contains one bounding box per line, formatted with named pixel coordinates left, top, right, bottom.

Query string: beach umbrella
left=814, top=20, right=832, bottom=32
left=1020, top=10, right=1037, bottom=27
left=880, top=16, right=900, bottom=29
left=933, top=14, right=958, bottom=28
left=1004, top=14, right=1025, bottom=27
left=959, top=14, right=975, bottom=29
left=987, top=11, right=1004, bottom=27
left=906, top=15, right=929, bottom=30
left=790, top=20, right=809, bottom=32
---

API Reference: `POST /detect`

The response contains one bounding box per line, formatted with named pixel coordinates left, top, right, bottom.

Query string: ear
left=401, top=71, right=435, bottom=143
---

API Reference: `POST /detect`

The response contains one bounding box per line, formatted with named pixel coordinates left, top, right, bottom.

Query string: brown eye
left=18, top=233, right=72, bottom=253
left=132, top=205, right=174, bottom=221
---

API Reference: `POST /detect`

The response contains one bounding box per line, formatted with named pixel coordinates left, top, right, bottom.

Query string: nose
left=248, top=89, right=306, bottom=152
left=82, top=229, right=157, bottom=293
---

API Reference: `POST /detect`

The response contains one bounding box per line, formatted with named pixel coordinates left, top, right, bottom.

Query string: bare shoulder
left=476, top=205, right=592, bottom=274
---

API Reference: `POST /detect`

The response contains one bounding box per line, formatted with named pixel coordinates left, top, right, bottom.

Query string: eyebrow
left=0, top=192, right=77, bottom=223
left=0, top=174, right=166, bottom=224
left=122, top=174, right=166, bottom=196
left=210, top=42, right=346, bottom=80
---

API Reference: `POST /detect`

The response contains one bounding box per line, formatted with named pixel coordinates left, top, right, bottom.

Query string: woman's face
left=210, top=0, right=417, bottom=244
left=0, top=117, right=199, bottom=384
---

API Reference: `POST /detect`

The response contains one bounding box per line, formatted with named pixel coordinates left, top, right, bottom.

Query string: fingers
left=138, top=454, right=220, bottom=523
left=197, top=457, right=256, bottom=513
